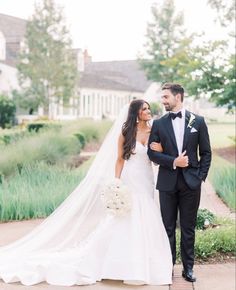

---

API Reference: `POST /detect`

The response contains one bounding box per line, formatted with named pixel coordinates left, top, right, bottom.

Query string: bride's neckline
left=136, top=140, right=148, bottom=147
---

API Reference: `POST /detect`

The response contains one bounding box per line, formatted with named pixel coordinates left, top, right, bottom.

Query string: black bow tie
left=169, top=111, right=182, bottom=120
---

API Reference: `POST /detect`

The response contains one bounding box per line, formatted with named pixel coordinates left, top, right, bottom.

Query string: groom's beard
left=163, top=104, right=174, bottom=111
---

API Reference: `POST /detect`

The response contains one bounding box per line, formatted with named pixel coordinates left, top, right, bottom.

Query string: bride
left=0, top=99, right=172, bottom=286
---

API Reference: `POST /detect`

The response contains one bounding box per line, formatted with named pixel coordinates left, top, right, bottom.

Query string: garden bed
left=195, top=252, right=235, bottom=264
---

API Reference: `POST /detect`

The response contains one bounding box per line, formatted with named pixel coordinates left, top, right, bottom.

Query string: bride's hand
left=150, top=142, right=163, bottom=152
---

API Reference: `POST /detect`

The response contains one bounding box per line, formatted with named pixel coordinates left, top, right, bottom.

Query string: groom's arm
left=198, top=117, right=212, bottom=181
left=148, top=120, right=175, bottom=170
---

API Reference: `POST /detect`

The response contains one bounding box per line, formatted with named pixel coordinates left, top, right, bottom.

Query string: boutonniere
left=187, top=113, right=196, bottom=129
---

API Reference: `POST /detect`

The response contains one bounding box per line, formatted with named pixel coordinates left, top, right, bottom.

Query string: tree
left=139, top=0, right=190, bottom=83
left=16, top=0, right=78, bottom=114
left=140, top=0, right=235, bottom=111
left=191, top=0, right=236, bottom=110
left=219, top=54, right=236, bottom=110
left=182, top=40, right=236, bottom=111
left=149, top=102, right=162, bottom=117
left=208, top=0, right=235, bottom=28
left=0, top=95, right=16, bottom=128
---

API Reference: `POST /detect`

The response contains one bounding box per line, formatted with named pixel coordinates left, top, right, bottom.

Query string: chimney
left=84, top=49, right=92, bottom=64
left=77, top=48, right=84, bottom=72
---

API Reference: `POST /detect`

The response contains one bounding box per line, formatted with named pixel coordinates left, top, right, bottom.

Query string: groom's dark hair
left=161, top=83, right=184, bottom=102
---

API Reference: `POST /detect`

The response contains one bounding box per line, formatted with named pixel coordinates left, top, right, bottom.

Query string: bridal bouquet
left=100, top=178, right=132, bottom=216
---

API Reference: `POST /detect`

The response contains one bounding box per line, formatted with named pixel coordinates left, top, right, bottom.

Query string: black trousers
left=159, top=169, right=201, bottom=270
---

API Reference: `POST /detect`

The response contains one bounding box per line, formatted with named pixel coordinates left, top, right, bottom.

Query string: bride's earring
left=136, top=117, right=139, bottom=123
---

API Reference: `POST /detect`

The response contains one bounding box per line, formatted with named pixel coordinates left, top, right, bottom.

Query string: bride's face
left=138, top=103, right=152, bottom=121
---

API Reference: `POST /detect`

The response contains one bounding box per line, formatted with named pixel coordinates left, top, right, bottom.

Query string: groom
left=148, top=83, right=211, bottom=282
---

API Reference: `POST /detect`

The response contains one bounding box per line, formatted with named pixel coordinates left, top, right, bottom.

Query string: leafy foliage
left=139, top=0, right=189, bottom=83
left=140, top=0, right=235, bottom=111
left=182, top=41, right=236, bottom=111
left=0, top=95, right=16, bottom=129
left=196, top=209, right=216, bottom=230
left=0, top=161, right=91, bottom=221
left=209, top=155, right=235, bottom=210
left=74, top=132, right=86, bottom=149
left=194, top=223, right=235, bottom=259
left=176, top=219, right=235, bottom=261
left=16, top=0, right=78, bottom=113
left=149, top=102, right=162, bottom=117
left=208, top=0, right=235, bottom=28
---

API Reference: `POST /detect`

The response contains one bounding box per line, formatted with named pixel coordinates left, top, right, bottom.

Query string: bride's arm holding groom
left=148, top=120, right=173, bottom=168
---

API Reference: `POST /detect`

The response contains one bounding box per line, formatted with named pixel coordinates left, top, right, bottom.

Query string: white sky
left=0, top=0, right=230, bottom=61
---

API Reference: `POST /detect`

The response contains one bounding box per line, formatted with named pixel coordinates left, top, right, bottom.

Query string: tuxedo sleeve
left=198, top=117, right=212, bottom=181
left=148, top=120, right=175, bottom=170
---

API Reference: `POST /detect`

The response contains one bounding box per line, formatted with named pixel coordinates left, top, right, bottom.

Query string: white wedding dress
left=0, top=107, right=172, bottom=286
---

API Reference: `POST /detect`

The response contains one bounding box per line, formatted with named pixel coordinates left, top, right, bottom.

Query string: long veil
left=0, top=104, right=129, bottom=258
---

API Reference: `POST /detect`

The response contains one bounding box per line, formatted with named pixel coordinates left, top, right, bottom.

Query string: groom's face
left=161, top=89, right=179, bottom=111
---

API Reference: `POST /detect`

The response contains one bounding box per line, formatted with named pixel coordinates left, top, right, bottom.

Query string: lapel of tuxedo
left=183, top=110, right=191, bottom=150
left=164, top=114, right=178, bottom=152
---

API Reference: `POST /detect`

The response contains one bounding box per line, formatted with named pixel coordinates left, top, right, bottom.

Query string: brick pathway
left=170, top=267, right=193, bottom=290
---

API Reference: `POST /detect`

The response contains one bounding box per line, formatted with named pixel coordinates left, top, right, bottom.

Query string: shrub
left=27, top=123, right=45, bottom=132
left=176, top=218, right=235, bottom=261
left=0, top=161, right=91, bottom=221
left=27, top=122, right=62, bottom=133
left=59, top=119, right=112, bottom=143
left=194, top=224, right=235, bottom=259
left=0, top=95, right=16, bottom=129
left=0, top=131, right=27, bottom=145
left=0, top=134, right=11, bottom=145
left=209, top=156, right=235, bottom=210
left=80, top=125, right=99, bottom=142
left=196, top=208, right=216, bottom=230
left=74, top=132, right=86, bottom=148
left=0, top=131, right=81, bottom=177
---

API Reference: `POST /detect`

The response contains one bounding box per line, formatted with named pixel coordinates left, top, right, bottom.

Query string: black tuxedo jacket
left=148, top=110, right=212, bottom=191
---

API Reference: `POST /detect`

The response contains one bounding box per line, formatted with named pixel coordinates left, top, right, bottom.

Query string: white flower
left=100, top=178, right=132, bottom=217
left=187, top=113, right=196, bottom=129
left=204, top=219, right=210, bottom=227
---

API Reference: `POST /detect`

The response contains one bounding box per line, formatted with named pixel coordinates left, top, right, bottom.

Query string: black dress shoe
left=182, top=269, right=196, bottom=282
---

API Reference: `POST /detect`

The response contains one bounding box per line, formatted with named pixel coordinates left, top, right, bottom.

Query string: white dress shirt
left=171, top=108, right=185, bottom=155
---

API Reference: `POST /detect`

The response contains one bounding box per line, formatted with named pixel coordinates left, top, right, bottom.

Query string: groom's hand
left=174, top=150, right=189, bottom=168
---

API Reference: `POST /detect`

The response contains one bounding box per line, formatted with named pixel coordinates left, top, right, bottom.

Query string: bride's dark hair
left=122, top=99, right=150, bottom=160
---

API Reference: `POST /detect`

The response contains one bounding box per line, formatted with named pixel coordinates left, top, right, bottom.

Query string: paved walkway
left=0, top=263, right=235, bottom=290
left=200, top=180, right=235, bottom=219
left=0, top=179, right=235, bottom=290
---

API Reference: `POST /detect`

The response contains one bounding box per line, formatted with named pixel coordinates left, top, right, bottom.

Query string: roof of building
left=80, top=73, right=141, bottom=92
left=0, top=13, right=151, bottom=93
left=0, top=13, right=26, bottom=42
left=80, top=60, right=151, bottom=92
